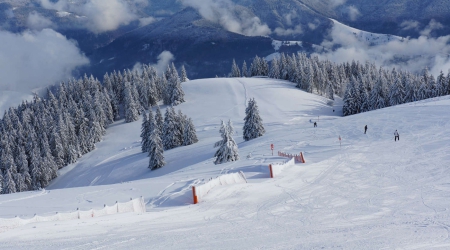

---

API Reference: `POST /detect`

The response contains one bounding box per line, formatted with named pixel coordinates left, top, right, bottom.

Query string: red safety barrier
left=278, top=151, right=305, bottom=163
left=192, top=186, right=198, bottom=204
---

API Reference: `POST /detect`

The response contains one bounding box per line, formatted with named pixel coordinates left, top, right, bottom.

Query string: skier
left=314, top=122, right=317, bottom=127
left=394, top=130, right=399, bottom=141
left=364, top=125, right=367, bottom=134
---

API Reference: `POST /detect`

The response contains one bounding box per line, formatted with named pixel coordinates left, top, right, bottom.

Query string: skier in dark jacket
left=364, top=125, right=367, bottom=134
left=394, top=130, right=399, bottom=141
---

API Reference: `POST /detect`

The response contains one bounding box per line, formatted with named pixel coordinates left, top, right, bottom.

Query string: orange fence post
left=192, top=186, right=198, bottom=204
left=269, top=164, right=274, bottom=178
left=300, top=152, right=305, bottom=163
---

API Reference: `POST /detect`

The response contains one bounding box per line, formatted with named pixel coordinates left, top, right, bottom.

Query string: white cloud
left=314, top=23, right=450, bottom=76
left=420, top=19, right=444, bottom=37
left=27, top=11, right=55, bottom=31
left=0, top=29, right=89, bottom=92
left=132, top=62, right=143, bottom=74
left=274, top=25, right=303, bottom=36
left=328, top=0, right=346, bottom=8
left=151, top=51, right=175, bottom=75
left=180, top=0, right=271, bottom=36
left=308, top=23, right=318, bottom=30
left=400, top=20, right=420, bottom=31
left=39, top=0, right=151, bottom=33
left=139, top=17, right=157, bottom=27
left=347, top=6, right=360, bottom=21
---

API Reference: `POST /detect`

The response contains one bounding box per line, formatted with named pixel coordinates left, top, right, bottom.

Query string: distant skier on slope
left=394, top=130, right=399, bottom=141
left=314, top=122, right=317, bottom=127
left=364, top=125, right=367, bottom=134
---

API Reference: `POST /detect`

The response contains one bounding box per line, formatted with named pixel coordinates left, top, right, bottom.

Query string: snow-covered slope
left=1, top=77, right=450, bottom=249
left=331, top=19, right=405, bottom=46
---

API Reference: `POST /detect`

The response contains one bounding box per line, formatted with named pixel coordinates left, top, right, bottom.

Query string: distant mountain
left=85, top=7, right=276, bottom=79
left=1, top=0, right=450, bottom=80
left=300, top=0, right=450, bottom=37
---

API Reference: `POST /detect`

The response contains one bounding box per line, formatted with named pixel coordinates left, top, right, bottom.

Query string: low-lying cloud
left=0, top=29, right=89, bottom=92
left=27, top=11, right=56, bottom=31
left=314, top=22, right=450, bottom=77
left=347, top=6, right=360, bottom=21
left=39, top=0, right=150, bottom=33
left=152, top=51, right=175, bottom=75
left=420, top=19, right=444, bottom=37
left=180, top=0, right=271, bottom=36
left=274, top=10, right=303, bottom=36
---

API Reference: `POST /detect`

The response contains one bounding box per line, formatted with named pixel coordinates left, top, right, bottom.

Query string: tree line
left=230, top=54, right=450, bottom=115
left=0, top=63, right=187, bottom=194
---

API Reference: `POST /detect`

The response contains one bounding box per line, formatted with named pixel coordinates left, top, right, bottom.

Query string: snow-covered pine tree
left=175, top=110, right=185, bottom=146
left=269, top=59, right=280, bottom=79
left=141, top=112, right=150, bottom=152
left=3, top=169, right=16, bottom=194
left=242, top=61, right=248, bottom=77
left=183, top=117, right=198, bottom=146
left=250, top=56, right=261, bottom=76
left=162, top=107, right=178, bottom=150
left=180, top=65, right=188, bottom=82
left=343, top=77, right=356, bottom=116
left=124, top=82, right=140, bottom=123
left=231, top=59, right=241, bottom=77
left=437, top=71, right=446, bottom=97
left=148, top=126, right=165, bottom=171
left=155, top=105, right=164, bottom=133
left=243, top=98, right=265, bottom=141
left=326, top=80, right=334, bottom=100
left=169, top=63, right=185, bottom=106
left=214, top=120, right=239, bottom=164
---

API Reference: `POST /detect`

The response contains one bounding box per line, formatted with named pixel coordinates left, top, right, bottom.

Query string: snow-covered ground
left=1, top=77, right=450, bottom=249
left=330, top=19, right=405, bottom=46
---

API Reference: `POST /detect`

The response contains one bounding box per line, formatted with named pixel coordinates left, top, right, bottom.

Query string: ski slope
left=1, top=77, right=450, bottom=249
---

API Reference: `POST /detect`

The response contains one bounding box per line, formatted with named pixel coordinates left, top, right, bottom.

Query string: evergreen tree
left=3, top=169, right=16, bottom=194
left=124, top=82, right=140, bottom=123
left=269, top=59, right=280, bottom=79
left=326, top=80, right=334, bottom=100
left=155, top=106, right=164, bottom=133
left=180, top=65, right=188, bottom=82
left=243, top=98, right=265, bottom=141
left=148, top=126, right=165, bottom=170
left=231, top=59, right=241, bottom=77
left=162, top=107, right=179, bottom=150
left=214, top=120, right=239, bottom=164
left=242, top=61, right=248, bottom=77
left=183, top=117, right=198, bottom=146
left=141, top=112, right=150, bottom=152
left=169, top=63, right=185, bottom=106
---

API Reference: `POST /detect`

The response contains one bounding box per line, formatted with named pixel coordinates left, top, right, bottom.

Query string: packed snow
left=1, top=77, right=450, bottom=249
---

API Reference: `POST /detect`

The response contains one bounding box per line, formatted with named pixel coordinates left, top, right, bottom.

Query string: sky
left=1, top=77, right=450, bottom=248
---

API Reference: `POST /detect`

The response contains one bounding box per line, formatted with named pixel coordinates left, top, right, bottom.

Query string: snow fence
left=0, top=197, right=145, bottom=233
left=192, top=171, right=247, bottom=204
left=278, top=151, right=305, bottom=163
left=269, top=157, right=296, bottom=178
